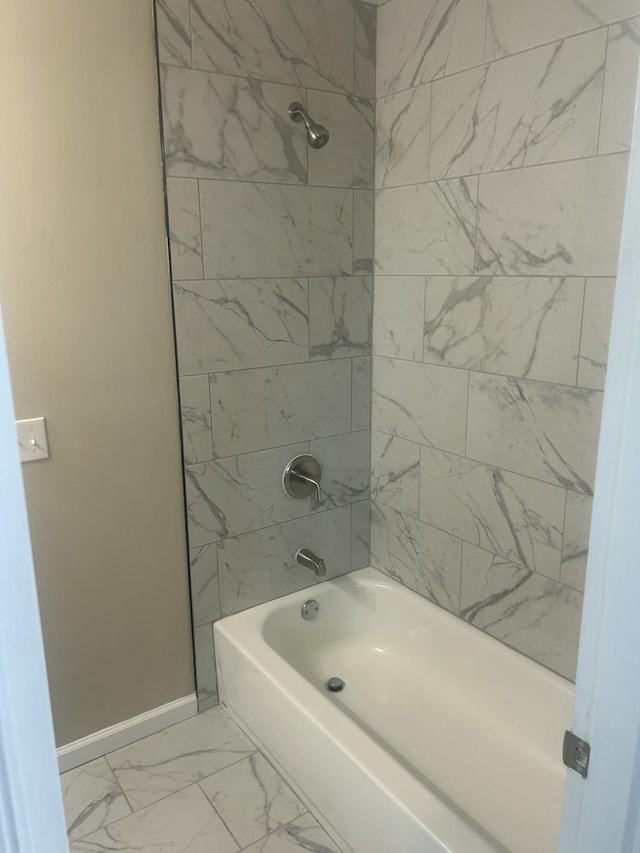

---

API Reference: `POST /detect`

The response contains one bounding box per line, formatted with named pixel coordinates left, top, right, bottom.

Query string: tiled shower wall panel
left=157, top=0, right=376, bottom=707
left=372, top=0, right=640, bottom=681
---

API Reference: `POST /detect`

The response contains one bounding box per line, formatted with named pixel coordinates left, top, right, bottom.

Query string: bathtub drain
left=326, top=677, right=345, bottom=693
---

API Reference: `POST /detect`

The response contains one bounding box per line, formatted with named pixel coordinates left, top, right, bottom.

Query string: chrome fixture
left=288, top=101, right=330, bottom=149
left=296, top=547, right=327, bottom=577
left=283, top=454, right=322, bottom=502
left=326, top=677, right=345, bottom=693
left=301, top=599, right=319, bottom=620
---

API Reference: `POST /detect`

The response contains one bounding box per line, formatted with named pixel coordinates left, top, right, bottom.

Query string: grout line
left=596, top=25, right=610, bottom=155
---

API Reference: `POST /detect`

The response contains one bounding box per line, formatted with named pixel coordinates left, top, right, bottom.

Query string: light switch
left=16, top=417, right=50, bottom=463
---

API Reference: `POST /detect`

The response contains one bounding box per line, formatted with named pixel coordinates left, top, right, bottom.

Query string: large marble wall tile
left=351, top=499, right=371, bottom=568
left=376, top=84, right=431, bottom=189
left=376, top=178, right=478, bottom=276
left=353, top=189, right=374, bottom=274
left=219, top=506, right=352, bottom=614
left=156, top=0, right=192, bottom=67
left=419, top=447, right=565, bottom=578
left=194, top=623, right=218, bottom=706
left=430, top=30, right=605, bottom=179
left=372, top=357, right=468, bottom=454
left=199, top=753, right=305, bottom=848
left=476, top=154, right=629, bottom=277
left=161, top=66, right=307, bottom=184
left=371, top=431, right=420, bottom=517
left=61, top=757, right=131, bottom=842
left=166, top=178, right=203, bottom=281
left=561, top=492, right=593, bottom=592
left=377, top=0, right=487, bottom=97
left=179, top=374, right=213, bottom=464
left=373, top=276, right=425, bottom=361
left=174, top=278, right=309, bottom=374
left=309, top=276, right=372, bottom=359
left=467, top=373, right=603, bottom=494
left=200, top=182, right=353, bottom=279
left=310, top=431, right=370, bottom=510
left=352, top=355, right=372, bottom=430
left=354, top=1, right=376, bottom=99
left=211, top=360, right=352, bottom=456
left=423, top=276, right=584, bottom=385
left=578, top=278, right=616, bottom=390
left=70, top=785, right=238, bottom=853
left=185, top=443, right=310, bottom=546
left=370, top=501, right=462, bottom=612
left=191, top=0, right=355, bottom=92
left=460, top=543, right=582, bottom=680
left=307, top=92, right=374, bottom=188
left=189, top=543, right=221, bottom=627
left=486, top=0, right=638, bottom=61
left=600, top=19, right=640, bottom=153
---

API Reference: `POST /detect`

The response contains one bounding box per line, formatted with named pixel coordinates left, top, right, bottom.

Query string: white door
left=0, top=301, right=68, bottom=851
left=559, top=65, right=640, bottom=852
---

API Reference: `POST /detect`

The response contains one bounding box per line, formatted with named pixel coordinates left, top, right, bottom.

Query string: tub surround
left=157, top=0, right=375, bottom=707
left=371, top=0, right=640, bottom=681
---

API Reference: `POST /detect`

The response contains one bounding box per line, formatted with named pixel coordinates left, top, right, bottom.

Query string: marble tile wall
left=372, top=0, right=640, bottom=680
left=157, top=0, right=375, bottom=707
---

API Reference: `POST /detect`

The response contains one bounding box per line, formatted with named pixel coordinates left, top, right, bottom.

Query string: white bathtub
left=214, top=567, right=574, bottom=853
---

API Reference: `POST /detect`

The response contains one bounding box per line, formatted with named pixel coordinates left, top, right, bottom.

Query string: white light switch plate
left=16, top=417, right=50, bottom=462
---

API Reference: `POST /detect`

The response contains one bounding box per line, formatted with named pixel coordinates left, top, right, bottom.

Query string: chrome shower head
left=288, top=102, right=330, bottom=149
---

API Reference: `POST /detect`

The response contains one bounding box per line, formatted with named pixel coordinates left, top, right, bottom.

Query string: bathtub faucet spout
left=296, top=548, right=327, bottom=577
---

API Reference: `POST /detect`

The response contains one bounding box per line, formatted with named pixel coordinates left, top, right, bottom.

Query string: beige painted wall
left=0, top=0, right=194, bottom=746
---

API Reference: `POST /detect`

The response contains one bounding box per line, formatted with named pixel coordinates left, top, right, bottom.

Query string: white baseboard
left=57, top=693, right=198, bottom=773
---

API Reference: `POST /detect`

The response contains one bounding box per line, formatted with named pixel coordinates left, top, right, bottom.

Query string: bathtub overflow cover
left=326, top=677, right=345, bottom=693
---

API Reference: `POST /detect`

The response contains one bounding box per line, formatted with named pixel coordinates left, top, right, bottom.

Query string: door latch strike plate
left=563, top=730, right=590, bottom=778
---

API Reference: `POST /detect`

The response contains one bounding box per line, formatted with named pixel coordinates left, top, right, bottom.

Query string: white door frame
left=0, top=299, right=68, bottom=852
left=559, top=65, right=640, bottom=852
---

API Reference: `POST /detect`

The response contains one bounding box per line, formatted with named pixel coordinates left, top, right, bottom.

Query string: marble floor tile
left=69, top=784, right=239, bottom=853
left=200, top=752, right=306, bottom=847
left=107, top=707, right=255, bottom=810
left=61, top=757, right=131, bottom=842
left=241, top=813, right=343, bottom=853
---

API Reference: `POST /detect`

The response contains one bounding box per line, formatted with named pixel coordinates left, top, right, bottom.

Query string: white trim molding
left=57, top=693, right=198, bottom=773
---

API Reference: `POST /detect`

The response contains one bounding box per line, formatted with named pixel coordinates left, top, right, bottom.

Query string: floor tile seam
left=102, top=750, right=260, bottom=816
